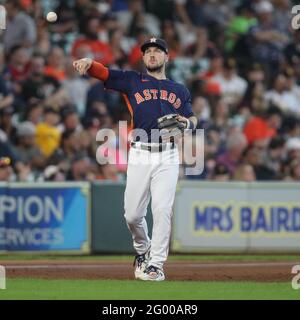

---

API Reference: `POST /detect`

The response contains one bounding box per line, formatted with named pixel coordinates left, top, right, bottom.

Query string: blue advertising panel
left=0, top=183, right=90, bottom=252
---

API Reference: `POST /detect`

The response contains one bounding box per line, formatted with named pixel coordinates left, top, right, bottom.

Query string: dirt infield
left=2, top=259, right=299, bottom=282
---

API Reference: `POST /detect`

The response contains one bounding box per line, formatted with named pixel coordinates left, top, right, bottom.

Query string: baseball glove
left=157, top=113, right=186, bottom=142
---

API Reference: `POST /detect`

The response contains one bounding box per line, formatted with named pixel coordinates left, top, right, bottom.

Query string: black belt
left=130, top=141, right=175, bottom=152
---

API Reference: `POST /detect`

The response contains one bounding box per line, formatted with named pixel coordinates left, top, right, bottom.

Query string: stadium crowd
left=1, top=0, right=300, bottom=182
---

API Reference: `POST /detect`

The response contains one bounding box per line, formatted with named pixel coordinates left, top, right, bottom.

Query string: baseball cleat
left=138, top=265, right=165, bottom=281
left=133, top=250, right=150, bottom=279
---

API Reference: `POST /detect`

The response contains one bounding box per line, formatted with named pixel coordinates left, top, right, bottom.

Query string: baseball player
left=73, top=37, right=197, bottom=281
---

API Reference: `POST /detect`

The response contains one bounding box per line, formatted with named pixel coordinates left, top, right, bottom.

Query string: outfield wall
left=0, top=182, right=90, bottom=253
left=0, top=181, right=299, bottom=253
left=91, top=182, right=152, bottom=253
left=172, top=181, right=300, bottom=253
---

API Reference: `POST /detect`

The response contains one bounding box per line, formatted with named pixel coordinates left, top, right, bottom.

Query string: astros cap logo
left=141, top=37, right=168, bottom=54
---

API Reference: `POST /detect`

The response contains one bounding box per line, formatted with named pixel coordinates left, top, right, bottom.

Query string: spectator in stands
left=35, top=107, right=61, bottom=158
left=290, top=160, right=300, bottom=181
left=286, top=138, right=300, bottom=162
left=248, top=1, right=289, bottom=82
left=175, top=0, right=209, bottom=28
left=0, top=1, right=298, bottom=182
left=282, top=117, right=300, bottom=145
left=217, top=131, right=248, bottom=175
left=142, top=0, right=174, bottom=23
left=192, top=95, right=211, bottom=124
left=211, top=163, right=230, bottom=181
left=83, top=115, right=101, bottom=133
left=0, top=137, right=17, bottom=165
left=0, top=157, right=13, bottom=182
left=67, top=155, right=93, bottom=181
left=225, top=1, right=257, bottom=53
left=233, top=163, right=256, bottom=181
left=4, top=45, right=31, bottom=83
left=199, top=54, right=223, bottom=81
left=95, top=163, right=124, bottom=181
left=21, top=54, right=62, bottom=107
left=243, top=106, right=283, bottom=145
left=35, top=18, right=51, bottom=55
left=53, top=1, right=81, bottom=35
left=123, top=0, right=160, bottom=37
left=204, top=126, right=222, bottom=158
left=187, top=27, right=220, bottom=63
left=14, top=121, right=45, bottom=171
left=63, top=61, right=90, bottom=117
left=71, top=17, right=114, bottom=65
left=240, top=64, right=267, bottom=113
left=273, top=0, right=292, bottom=36
left=42, top=165, right=66, bottom=182
left=0, top=47, right=4, bottom=73
left=210, top=57, right=248, bottom=109
left=0, top=106, right=17, bottom=144
left=48, top=129, right=82, bottom=170
left=262, top=136, right=286, bottom=177
left=107, top=29, right=127, bottom=69
left=243, top=146, right=277, bottom=180
left=210, top=98, right=230, bottom=131
left=128, top=28, right=149, bottom=70
left=3, top=0, right=37, bottom=53
left=85, top=81, right=107, bottom=118
left=284, top=28, right=300, bottom=66
left=44, top=47, right=67, bottom=82
left=24, top=102, right=43, bottom=126
left=59, top=107, right=83, bottom=133
left=161, top=20, right=182, bottom=61
left=0, top=76, right=14, bottom=111
left=264, top=73, right=288, bottom=111
left=76, top=129, right=95, bottom=159
left=282, top=68, right=300, bottom=116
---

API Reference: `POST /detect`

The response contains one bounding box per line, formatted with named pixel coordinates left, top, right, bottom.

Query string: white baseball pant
left=124, top=145, right=179, bottom=270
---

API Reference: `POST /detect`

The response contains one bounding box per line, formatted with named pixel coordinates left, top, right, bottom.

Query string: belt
left=130, top=141, right=175, bottom=153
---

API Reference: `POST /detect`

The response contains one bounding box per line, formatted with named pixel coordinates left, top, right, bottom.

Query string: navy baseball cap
left=141, top=37, right=168, bottom=54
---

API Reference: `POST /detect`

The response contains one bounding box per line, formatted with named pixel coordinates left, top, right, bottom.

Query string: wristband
left=88, top=61, right=109, bottom=81
left=185, top=119, right=196, bottom=130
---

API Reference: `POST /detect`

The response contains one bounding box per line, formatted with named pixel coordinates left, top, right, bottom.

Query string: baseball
left=46, top=11, right=57, bottom=23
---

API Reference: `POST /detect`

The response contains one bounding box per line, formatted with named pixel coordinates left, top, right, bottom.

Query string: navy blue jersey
left=104, top=69, right=194, bottom=142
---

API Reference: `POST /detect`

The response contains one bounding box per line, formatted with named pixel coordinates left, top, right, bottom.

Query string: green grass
left=0, top=278, right=299, bottom=300
left=0, top=254, right=299, bottom=262
left=1, top=254, right=299, bottom=300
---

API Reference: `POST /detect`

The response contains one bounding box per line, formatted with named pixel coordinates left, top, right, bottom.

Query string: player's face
left=143, top=46, right=168, bottom=72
